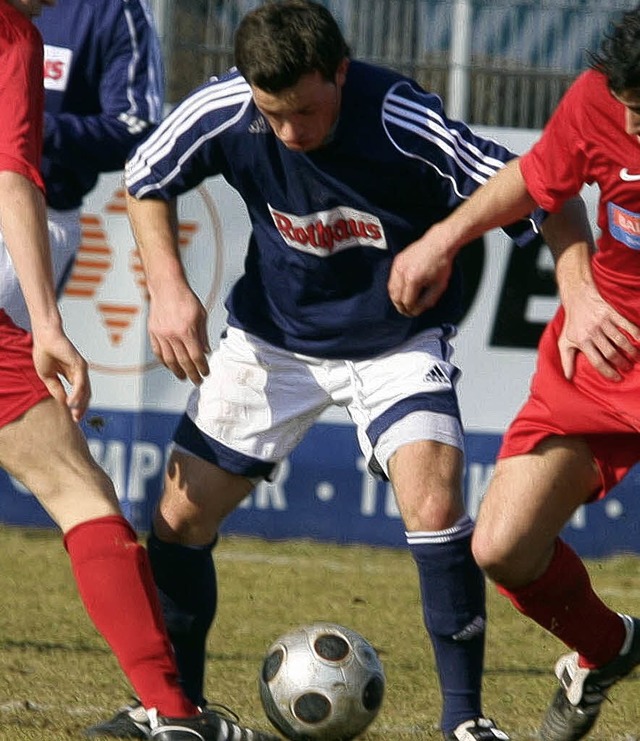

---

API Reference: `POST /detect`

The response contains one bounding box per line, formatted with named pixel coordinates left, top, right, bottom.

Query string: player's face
left=252, top=59, right=349, bottom=152
left=6, top=0, right=55, bottom=17
left=612, top=89, right=640, bottom=142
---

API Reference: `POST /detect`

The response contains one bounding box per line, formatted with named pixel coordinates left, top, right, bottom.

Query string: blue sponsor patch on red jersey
left=608, top=202, right=640, bottom=250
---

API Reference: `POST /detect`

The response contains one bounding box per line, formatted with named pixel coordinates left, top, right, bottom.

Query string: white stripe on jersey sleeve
left=126, top=76, right=252, bottom=193
left=122, top=0, right=164, bottom=123
left=382, top=81, right=506, bottom=194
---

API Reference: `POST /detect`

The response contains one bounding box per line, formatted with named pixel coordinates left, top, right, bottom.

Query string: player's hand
left=559, top=286, right=640, bottom=381
left=148, top=285, right=210, bottom=384
left=388, top=225, right=455, bottom=316
left=31, top=325, right=91, bottom=422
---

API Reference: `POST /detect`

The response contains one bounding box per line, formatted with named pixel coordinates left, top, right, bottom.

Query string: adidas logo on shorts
left=423, top=364, right=448, bottom=384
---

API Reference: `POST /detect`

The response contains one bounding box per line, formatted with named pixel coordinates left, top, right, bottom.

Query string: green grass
left=0, top=525, right=639, bottom=740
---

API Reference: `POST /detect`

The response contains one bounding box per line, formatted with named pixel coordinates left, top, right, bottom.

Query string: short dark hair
left=588, top=4, right=640, bottom=93
left=234, top=0, right=350, bottom=92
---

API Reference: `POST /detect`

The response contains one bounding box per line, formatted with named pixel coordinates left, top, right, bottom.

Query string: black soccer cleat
left=443, top=717, right=510, bottom=740
left=148, top=708, right=281, bottom=741
left=85, top=701, right=151, bottom=738
left=539, top=614, right=640, bottom=741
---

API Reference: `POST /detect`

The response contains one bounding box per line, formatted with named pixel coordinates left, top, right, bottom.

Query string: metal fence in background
left=150, top=0, right=638, bottom=128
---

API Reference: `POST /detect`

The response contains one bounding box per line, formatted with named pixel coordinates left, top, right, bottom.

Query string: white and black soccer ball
left=259, top=622, right=385, bottom=740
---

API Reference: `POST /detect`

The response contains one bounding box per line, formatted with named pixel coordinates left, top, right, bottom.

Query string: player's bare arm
left=125, top=192, right=210, bottom=384
left=0, top=171, right=90, bottom=419
left=388, top=159, right=536, bottom=317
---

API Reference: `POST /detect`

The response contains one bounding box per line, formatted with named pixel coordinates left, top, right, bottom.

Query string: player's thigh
left=388, top=440, right=465, bottom=531
left=473, top=435, right=600, bottom=584
left=153, top=448, right=254, bottom=545
left=0, top=398, right=119, bottom=531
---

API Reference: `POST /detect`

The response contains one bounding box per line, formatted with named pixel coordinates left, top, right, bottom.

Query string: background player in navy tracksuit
left=93, top=2, right=594, bottom=740
left=0, top=0, right=164, bottom=330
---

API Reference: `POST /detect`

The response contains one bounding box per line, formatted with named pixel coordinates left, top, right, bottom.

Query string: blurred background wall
left=149, top=0, right=636, bottom=126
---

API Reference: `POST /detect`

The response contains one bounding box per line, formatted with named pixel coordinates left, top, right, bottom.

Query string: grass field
left=0, top=525, right=639, bottom=740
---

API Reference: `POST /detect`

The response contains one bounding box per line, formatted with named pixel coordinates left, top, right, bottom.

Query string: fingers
left=66, top=378, right=91, bottom=422
left=389, top=276, right=443, bottom=317
left=605, top=314, right=640, bottom=363
left=152, top=334, right=209, bottom=385
left=616, top=313, right=640, bottom=346
left=560, top=321, right=635, bottom=382
left=573, top=340, right=622, bottom=381
left=558, top=342, right=576, bottom=381
left=41, top=367, right=90, bottom=422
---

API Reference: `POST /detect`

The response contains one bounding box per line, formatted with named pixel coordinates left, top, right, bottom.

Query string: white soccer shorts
left=178, top=325, right=464, bottom=480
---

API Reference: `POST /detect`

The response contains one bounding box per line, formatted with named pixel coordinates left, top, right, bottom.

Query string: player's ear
left=335, top=57, right=349, bottom=88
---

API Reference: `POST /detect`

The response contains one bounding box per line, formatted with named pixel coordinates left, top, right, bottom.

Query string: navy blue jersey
left=35, top=0, right=164, bottom=210
left=126, top=62, right=541, bottom=360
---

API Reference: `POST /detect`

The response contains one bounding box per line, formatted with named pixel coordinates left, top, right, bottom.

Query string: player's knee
left=471, top=526, right=513, bottom=582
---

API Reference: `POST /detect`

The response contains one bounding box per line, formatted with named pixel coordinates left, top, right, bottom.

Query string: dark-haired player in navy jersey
left=94, top=2, right=598, bottom=739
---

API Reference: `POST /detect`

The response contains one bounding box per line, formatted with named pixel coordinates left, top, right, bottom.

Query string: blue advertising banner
left=1, top=409, right=638, bottom=559
left=3, top=131, right=637, bottom=560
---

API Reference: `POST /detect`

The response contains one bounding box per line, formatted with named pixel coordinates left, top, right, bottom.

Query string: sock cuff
left=148, top=527, right=218, bottom=553
left=406, top=514, right=474, bottom=546
left=63, top=514, right=137, bottom=554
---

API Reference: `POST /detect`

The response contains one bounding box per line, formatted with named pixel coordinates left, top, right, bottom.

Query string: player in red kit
left=388, top=5, right=640, bottom=740
left=0, top=1, right=277, bottom=739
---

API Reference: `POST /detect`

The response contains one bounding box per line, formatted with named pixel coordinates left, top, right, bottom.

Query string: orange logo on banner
left=60, top=180, right=224, bottom=374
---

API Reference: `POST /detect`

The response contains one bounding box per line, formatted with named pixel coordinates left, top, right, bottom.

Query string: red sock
left=496, top=538, right=626, bottom=668
left=64, top=515, right=197, bottom=717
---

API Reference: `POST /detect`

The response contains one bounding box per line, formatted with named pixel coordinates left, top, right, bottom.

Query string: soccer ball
left=259, top=622, right=385, bottom=740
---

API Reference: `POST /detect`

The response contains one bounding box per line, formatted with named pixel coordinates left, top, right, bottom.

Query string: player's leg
left=389, top=441, right=496, bottom=740
left=88, top=328, right=333, bottom=736
left=473, top=436, right=640, bottom=740
left=148, top=449, right=254, bottom=707
left=0, top=386, right=279, bottom=739
left=348, top=326, right=503, bottom=740
left=473, top=435, right=626, bottom=664
left=0, top=397, right=195, bottom=720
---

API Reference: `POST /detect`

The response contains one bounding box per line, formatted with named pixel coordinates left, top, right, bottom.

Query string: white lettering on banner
left=239, top=459, right=290, bottom=511
left=129, top=443, right=163, bottom=502
left=356, top=458, right=401, bottom=519
left=466, top=463, right=495, bottom=519
left=358, top=457, right=378, bottom=516
left=8, top=476, right=29, bottom=495
left=88, top=439, right=127, bottom=501
left=384, top=482, right=401, bottom=518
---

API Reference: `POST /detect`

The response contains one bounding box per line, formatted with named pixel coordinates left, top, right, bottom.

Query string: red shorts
left=0, top=309, right=50, bottom=428
left=499, top=307, right=640, bottom=500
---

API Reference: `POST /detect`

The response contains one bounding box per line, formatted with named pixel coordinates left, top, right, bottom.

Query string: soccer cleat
left=148, top=708, right=282, bottom=740
left=84, top=701, right=151, bottom=738
left=444, top=717, right=510, bottom=740
left=539, top=614, right=640, bottom=741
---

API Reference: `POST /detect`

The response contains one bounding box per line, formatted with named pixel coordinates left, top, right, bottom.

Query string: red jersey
left=0, top=2, right=50, bottom=427
left=0, top=0, right=45, bottom=192
left=502, top=70, right=640, bottom=499
left=520, top=69, right=640, bottom=323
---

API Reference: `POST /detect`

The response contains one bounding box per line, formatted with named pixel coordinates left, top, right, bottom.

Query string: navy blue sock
left=407, top=516, right=486, bottom=733
left=147, top=529, right=217, bottom=707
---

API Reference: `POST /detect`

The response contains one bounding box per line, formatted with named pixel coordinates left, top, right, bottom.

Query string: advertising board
left=2, top=127, right=637, bottom=557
